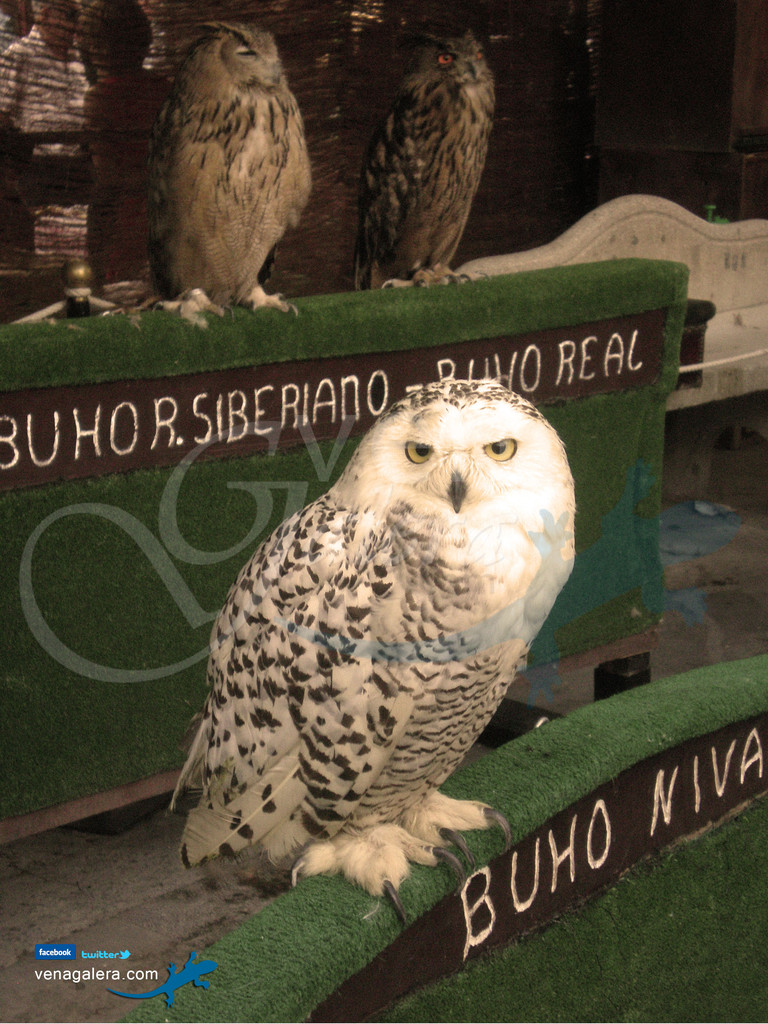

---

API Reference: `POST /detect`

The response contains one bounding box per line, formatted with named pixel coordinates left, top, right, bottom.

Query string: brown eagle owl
left=354, top=30, right=494, bottom=290
left=147, top=23, right=311, bottom=318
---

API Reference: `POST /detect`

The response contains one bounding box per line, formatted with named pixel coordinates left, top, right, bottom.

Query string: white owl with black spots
left=172, top=379, right=575, bottom=910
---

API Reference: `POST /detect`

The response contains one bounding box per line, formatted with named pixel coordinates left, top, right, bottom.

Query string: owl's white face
left=334, top=380, right=574, bottom=542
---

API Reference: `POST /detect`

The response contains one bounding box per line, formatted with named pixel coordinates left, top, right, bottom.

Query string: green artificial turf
left=119, top=655, right=768, bottom=1023
left=0, top=260, right=685, bottom=392
left=0, top=260, right=687, bottom=820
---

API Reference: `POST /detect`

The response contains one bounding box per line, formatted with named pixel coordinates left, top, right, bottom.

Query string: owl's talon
left=432, top=845, right=466, bottom=886
left=290, top=855, right=306, bottom=888
left=439, top=828, right=475, bottom=870
left=383, top=880, right=407, bottom=925
left=484, top=807, right=513, bottom=850
left=269, top=292, right=297, bottom=315
left=243, top=286, right=299, bottom=316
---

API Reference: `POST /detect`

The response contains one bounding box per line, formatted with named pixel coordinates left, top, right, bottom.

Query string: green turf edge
left=120, top=654, right=768, bottom=1023
left=0, top=260, right=688, bottom=392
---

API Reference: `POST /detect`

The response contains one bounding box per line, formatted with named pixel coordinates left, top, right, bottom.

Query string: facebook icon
left=35, top=944, right=76, bottom=961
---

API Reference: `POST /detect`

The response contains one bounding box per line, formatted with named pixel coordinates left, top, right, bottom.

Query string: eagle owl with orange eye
left=172, top=379, right=575, bottom=920
left=354, top=30, right=495, bottom=290
left=147, top=23, right=311, bottom=321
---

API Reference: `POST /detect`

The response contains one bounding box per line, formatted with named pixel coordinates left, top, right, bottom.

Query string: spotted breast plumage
left=172, top=379, right=575, bottom=911
left=353, top=30, right=494, bottom=290
left=147, top=22, right=311, bottom=321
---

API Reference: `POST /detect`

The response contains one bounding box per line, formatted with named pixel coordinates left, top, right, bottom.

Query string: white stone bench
left=460, top=195, right=768, bottom=496
left=460, top=194, right=768, bottom=409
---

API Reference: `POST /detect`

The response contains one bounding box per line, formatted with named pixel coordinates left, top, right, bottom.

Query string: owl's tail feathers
left=169, top=712, right=209, bottom=813
left=179, top=750, right=305, bottom=868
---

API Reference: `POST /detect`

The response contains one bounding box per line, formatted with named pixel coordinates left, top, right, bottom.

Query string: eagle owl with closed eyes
left=354, top=30, right=494, bottom=290
left=147, top=23, right=311, bottom=319
left=172, top=380, right=574, bottom=914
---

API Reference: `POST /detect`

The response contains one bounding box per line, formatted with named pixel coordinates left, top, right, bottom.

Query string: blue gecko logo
left=108, top=951, right=217, bottom=1008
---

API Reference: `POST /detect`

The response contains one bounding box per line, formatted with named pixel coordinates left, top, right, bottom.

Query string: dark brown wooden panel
left=0, top=308, right=665, bottom=491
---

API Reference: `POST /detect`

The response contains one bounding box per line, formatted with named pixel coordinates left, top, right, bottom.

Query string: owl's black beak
left=449, top=471, right=467, bottom=513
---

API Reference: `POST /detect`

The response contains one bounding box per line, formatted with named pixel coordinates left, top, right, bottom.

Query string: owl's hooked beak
left=448, top=471, right=467, bottom=513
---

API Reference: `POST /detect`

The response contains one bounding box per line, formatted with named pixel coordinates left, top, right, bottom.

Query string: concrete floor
left=1, top=429, right=766, bottom=1024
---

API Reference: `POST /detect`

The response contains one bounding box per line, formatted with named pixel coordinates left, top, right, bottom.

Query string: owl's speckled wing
left=353, top=94, right=423, bottom=289
left=176, top=495, right=416, bottom=868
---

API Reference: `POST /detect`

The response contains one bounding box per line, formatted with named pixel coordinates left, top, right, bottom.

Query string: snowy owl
left=172, top=379, right=575, bottom=915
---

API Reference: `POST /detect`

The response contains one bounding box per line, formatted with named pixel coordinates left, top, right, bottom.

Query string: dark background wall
left=0, top=0, right=601, bottom=320
left=1, top=0, right=766, bottom=322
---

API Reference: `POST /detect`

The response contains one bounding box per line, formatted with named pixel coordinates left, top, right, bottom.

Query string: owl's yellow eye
left=484, top=438, right=517, bottom=462
left=405, top=441, right=433, bottom=464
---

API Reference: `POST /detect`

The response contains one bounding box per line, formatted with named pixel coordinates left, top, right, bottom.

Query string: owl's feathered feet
left=155, top=284, right=298, bottom=326
left=291, top=792, right=511, bottom=923
left=156, top=288, right=227, bottom=327
left=382, top=264, right=487, bottom=289
left=243, top=282, right=299, bottom=316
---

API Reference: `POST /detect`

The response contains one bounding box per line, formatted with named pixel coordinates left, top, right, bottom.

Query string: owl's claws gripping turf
left=289, top=794, right=505, bottom=906
left=382, top=265, right=475, bottom=289
left=439, top=828, right=476, bottom=870
left=293, top=849, right=411, bottom=926
left=383, top=880, right=407, bottom=925
left=289, top=823, right=443, bottom=898
left=244, top=284, right=299, bottom=316
left=383, top=847, right=465, bottom=925
left=432, top=845, right=466, bottom=886
left=484, top=807, right=513, bottom=850
left=158, top=288, right=226, bottom=327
